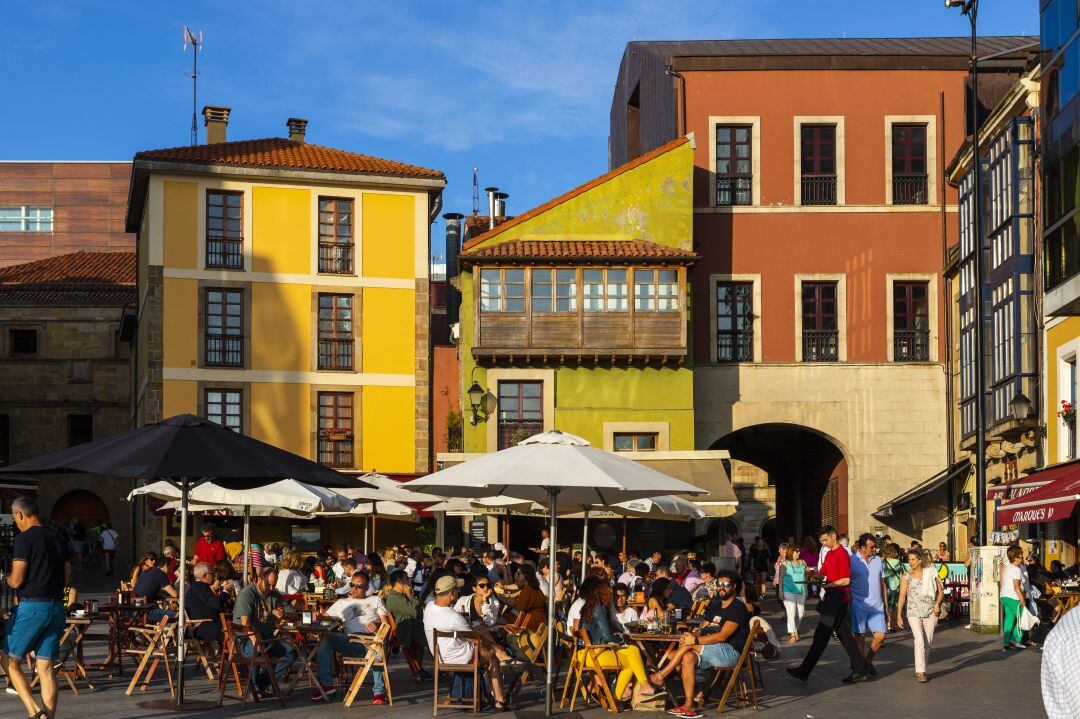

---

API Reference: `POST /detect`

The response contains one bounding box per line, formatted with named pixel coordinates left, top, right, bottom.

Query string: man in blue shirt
left=849, top=533, right=887, bottom=675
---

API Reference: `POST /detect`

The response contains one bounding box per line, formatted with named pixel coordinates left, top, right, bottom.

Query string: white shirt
left=453, top=593, right=499, bottom=626
left=1042, top=604, right=1080, bottom=718
left=615, top=606, right=639, bottom=625
left=405, top=557, right=418, bottom=579
left=540, top=537, right=550, bottom=553
left=1000, top=563, right=1026, bottom=600
left=101, top=529, right=118, bottom=551
left=326, top=595, right=386, bottom=634
left=567, top=597, right=585, bottom=631
left=275, top=568, right=307, bottom=596
left=424, top=602, right=474, bottom=664
left=331, top=562, right=347, bottom=581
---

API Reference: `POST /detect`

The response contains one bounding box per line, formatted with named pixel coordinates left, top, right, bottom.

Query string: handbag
left=1017, top=604, right=1040, bottom=631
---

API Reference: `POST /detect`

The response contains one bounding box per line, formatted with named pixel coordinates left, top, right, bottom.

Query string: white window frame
left=886, top=274, right=939, bottom=362
left=708, top=116, right=761, bottom=208
left=794, top=274, right=847, bottom=362
left=709, top=273, right=761, bottom=363
left=1056, top=339, right=1080, bottom=463
left=0, top=206, right=53, bottom=232
left=793, top=116, right=846, bottom=206
left=884, top=115, right=938, bottom=206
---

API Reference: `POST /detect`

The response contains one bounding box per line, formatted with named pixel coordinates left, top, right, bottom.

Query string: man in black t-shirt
left=133, top=556, right=178, bottom=621
left=4, top=498, right=71, bottom=719
left=648, top=570, right=750, bottom=719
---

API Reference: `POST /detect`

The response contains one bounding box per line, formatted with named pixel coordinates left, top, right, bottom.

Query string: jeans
left=316, top=632, right=384, bottom=695
left=797, top=590, right=867, bottom=677
left=147, top=608, right=177, bottom=623
left=239, top=637, right=297, bottom=683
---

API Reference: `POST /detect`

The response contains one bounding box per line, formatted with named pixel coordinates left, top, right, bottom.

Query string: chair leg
left=381, top=653, right=393, bottom=706
left=716, top=661, right=745, bottom=715
left=125, top=646, right=155, bottom=696
left=344, top=657, right=373, bottom=707
left=432, top=662, right=439, bottom=717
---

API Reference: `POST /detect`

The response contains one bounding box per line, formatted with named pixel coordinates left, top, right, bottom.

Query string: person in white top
left=1042, top=595, right=1080, bottom=718
left=454, top=579, right=501, bottom=627
left=100, top=522, right=119, bottom=577
left=614, top=584, right=639, bottom=626
left=531, top=528, right=551, bottom=556
left=331, top=547, right=350, bottom=581
left=274, top=548, right=308, bottom=596
left=423, top=576, right=511, bottom=709
left=999, top=545, right=1029, bottom=651
left=313, top=571, right=388, bottom=702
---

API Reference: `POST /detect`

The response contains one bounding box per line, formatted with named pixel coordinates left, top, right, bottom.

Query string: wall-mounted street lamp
left=1010, top=391, right=1047, bottom=437
left=467, top=379, right=486, bottom=426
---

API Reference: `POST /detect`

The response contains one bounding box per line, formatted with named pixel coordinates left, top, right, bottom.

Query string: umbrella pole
left=544, top=488, right=559, bottom=717
left=580, top=509, right=589, bottom=584
left=176, top=477, right=189, bottom=706
left=242, top=505, right=251, bottom=587
left=364, top=516, right=369, bottom=555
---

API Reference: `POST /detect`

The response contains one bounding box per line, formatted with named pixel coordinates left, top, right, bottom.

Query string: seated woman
left=639, top=577, right=671, bottom=622
left=614, top=584, right=639, bottom=626
left=575, top=579, right=660, bottom=706
left=454, top=577, right=501, bottom=626
left=499, top=564, right=547, bottom=632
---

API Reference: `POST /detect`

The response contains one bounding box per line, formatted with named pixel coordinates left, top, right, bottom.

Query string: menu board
left=469, top=519, right=487, bottom=550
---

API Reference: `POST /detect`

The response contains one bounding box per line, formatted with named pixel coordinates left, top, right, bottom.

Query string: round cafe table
left=95, top=603, right=152, bottom=676
left=276, top=620, right=340, bottom=701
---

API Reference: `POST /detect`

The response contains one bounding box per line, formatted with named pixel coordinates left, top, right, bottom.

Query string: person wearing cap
left=423, top=574, right=512, bottom=710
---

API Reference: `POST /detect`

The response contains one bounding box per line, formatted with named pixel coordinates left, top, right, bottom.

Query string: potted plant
left=1058, top=400, right=1075, bottom=427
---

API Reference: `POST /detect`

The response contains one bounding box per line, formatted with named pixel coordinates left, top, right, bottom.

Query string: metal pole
left=544, top=488, right=559, bottom=717
left=364, top=516, right=370, bottom=555
left=580, top=509, right=590, bottom=584
left=175, top=478, right=189, bottom=705
left=242, top=505, right=251, bottom=587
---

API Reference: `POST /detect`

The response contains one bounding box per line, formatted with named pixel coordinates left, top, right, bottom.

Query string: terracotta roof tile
left=464, top=215, right=514, bottom=236
left=135, top=137, right=444, bottom=180
left=0, top=251, right=135, bottom=305
left=459, top=239, right=697, bottom=263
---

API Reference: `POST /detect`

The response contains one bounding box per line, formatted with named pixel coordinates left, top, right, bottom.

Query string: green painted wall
left=459, top=140, right=697, bottom=453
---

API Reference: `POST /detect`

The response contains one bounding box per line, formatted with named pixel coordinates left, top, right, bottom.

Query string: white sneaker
left=5, top=686, right=16, bottom=695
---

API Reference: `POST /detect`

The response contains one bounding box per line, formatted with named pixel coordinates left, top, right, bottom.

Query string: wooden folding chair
left=690, top=598, right=710, bottom=617
left=564, top=629, right=622, bottom=712
left=432, top=629, right=482, bottom=716
left=343, top=623, right=392, bottom=707
left=181, top=612, right=219, bottom=681
left=31, top=619, right=94, bottom=695
left=700, top=625, right=764, bottom=714
left=217, top=622, right=285, bottom=709
left=386, top=612, right=423, bottom=681
left=216, top=617, right=244, bottom=702
left=123, top=615, right=176, bottom=696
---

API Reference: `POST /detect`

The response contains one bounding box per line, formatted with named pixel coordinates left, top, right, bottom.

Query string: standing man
left=786, top=525, right=870, bottom=684
left=849, top=533, right=887, bottom=675
left=4, top=498, right=71, bottom=719
left=530, top=528, right=550, bottom=558
left=193, top=523, right=226, bottom=566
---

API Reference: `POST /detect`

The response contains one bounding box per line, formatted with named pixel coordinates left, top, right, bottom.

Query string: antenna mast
left=183, top=26, right=203, bottom=145
left=472, top=167, right=480, bottom=215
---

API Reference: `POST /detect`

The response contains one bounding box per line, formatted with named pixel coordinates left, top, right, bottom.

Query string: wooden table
left=1053, top=590, right=1080, bottom=615
left=95, top=603, right=151, bottom=677
left=627, top=632, right=684, bottom=672
left=277, top=622, right=339, bottom=701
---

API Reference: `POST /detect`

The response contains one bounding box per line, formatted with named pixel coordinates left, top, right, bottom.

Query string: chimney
left=442, top=212, right=464, bottom=327
left=484, top=187, right=499, bottom=229
left=202, top=105, right=231, bottom=144
left=495, top=192, right=509, bottom=218
left=286, top=117, right=308, bottom=143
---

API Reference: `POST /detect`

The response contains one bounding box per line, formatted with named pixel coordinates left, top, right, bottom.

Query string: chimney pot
left=484, top=187, right=499, bottom=230
left=202, top=105, right=231, bottom=144
left=286, top=117, right=308, bottom=143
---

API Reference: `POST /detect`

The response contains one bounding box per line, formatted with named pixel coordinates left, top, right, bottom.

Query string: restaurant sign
left=995, top=497, right=1077, bottom=526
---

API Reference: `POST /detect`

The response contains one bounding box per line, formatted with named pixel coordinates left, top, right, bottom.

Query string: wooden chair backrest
left=431, top=629, right=480, bottom=667
left=690, top=598, right=709, bottom=617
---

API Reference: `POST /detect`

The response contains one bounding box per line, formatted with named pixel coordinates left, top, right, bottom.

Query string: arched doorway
left=712, top=423, right=848, bottom=542
left=51, top=490, right=110, bottom=525
left=760, top=517, right=778, bottom=557
left=698, top=517, right=740, bottom=558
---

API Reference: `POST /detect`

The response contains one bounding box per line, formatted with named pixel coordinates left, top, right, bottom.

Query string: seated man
left=655, top=566, right=693, bottom=611
left=384, top=569, right=431, bottom=679
left=648, top=570, right=750, bottom=719
left=312, top=571, right=389, bottom=703
left=133, top=555, right=178, bottom=621
left=424, top=575, right=511, bottom=709
left=185, top=561, right=224, bottom=642
left=233, top=567, right=296, bottom=695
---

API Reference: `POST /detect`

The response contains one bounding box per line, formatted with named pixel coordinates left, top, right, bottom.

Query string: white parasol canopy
left=129, top=478, right=356, bottom=514
left=339, top=472, right=446, bottom=503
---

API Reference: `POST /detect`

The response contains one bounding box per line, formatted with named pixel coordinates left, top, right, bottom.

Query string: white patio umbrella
left=130, top=478, right=355, bottom=584
left=333, top=472, right=443, bottom=553
left=402, top=429, right=707, bottom=715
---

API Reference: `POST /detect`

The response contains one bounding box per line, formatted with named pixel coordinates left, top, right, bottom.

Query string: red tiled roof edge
left=0, top=251, right=136, bottom=292
left=459, top=239, right=698, bottom=262
left=462, top=137, right=691, bottom=250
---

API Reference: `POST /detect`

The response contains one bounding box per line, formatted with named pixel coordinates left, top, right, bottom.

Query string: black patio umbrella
left=0, top=413, right=371, bottom=709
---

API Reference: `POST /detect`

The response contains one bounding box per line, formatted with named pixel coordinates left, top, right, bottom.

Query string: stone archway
left=51, top=489, right=110, bottom=525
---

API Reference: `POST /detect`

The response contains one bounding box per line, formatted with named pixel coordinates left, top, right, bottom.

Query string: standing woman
left=800, top=535, right=819, bottom=572
left=777, top=545, right=807, bottom=642
left=934, top=542, right=950, bottom=563
left=881, top=544, right=904, bottom=631
left=897, top=547, right=943, bottom=682
left=998, top=545, right=1028, bottom=651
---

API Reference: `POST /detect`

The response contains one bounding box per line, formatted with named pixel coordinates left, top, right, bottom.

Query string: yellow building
left=125, top=107, right=444, bottom=548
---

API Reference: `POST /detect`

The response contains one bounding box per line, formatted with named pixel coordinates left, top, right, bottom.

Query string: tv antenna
left=183, top=26, right=203, bottom=145
left=472, top=167, right=480, bottom=215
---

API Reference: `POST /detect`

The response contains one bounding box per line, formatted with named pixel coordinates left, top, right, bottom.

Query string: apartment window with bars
left=894, top=281, right=930, bottom=361
left=205, top=389, right=242, bottom=432
left=318, top=197, right=354, bottom=274
left=317, top=294, right=354, bottom=370
left=802, top=281, right=839, bottom=361
left=318, top=392, right=354, bottom=468
left=206, top=191, right=244, bottom=269
left=892, top=124, right=929, bottom=205
left=531, top=269, right=577, bottom=312
left=613, top=432, right=658, bottom=452
left=0, top=206, right=53, bottom=232
left=634, top=269, right=678, bottom=311
left=583, top=269, right=628, bottom=311
left=801, top=125, right=837, bottom=205
left=205, top=288, right=243, bottom=367
left=715, top=125, right=753, bottom=206
left=716, top=281, right=754, bottom=362
left=497, top=381, right=543, bottom=450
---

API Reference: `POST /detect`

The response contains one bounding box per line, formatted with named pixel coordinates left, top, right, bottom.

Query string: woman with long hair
left=503, top=563, right=546, bottom=631
left=129, top=551, right=158, bottom=587
left=576, top=579, right=659, bottom=705
left=881, top=544, right=904, bottom=631
left=640, top=577, right=671, bottom=621
left=897, top=547, right=944, bottom=682
left=367, top=552, right=387, bottom=592
left=777, top=545, right=807, bottom=642
left=275, top=548, right=307, bottom=595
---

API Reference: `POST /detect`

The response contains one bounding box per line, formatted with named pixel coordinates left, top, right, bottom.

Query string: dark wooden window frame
left=497, top=380, right=544, bottom=450
left=67, top=414, right=93, bottom=447
left=892, top=124, right=929, bottom=205
left=613, top=432, right=658, bottom=452
left=479, top=268, right=526, bottom=313
left=800, top=124, right=837, bottom=205
left=633, top=269, right=679, bottom=312
left=204, top=287, right=244, bottom=368
left=205, top=388, right=243, bottom=432
left=715, top=124, right=753, bottom=206
left=582, top=268, right=629, bottom=313
left=317, top=293, right=354, bottom=370
left=801, top=281, right=839, bottom=362
left=318, top=196, right=355, bottom=275
left=893, top=280, right=931, bottom=362
left=206, top=190, right=245, bottom=270
left=530, top=268, right=578, bottom=313
left=317, top=391, right=355, bottom=468
left=715, top=281, right=754, bottom=362
left=9, top=328, right=38, bottom=356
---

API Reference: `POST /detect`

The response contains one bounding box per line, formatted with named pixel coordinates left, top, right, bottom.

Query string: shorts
left=3, top=601, right=66, bottom=661
left=103, top=549, right=116, bottom=557
left=71, top=540, right=85, bottom=553
left=695, top=641, right=740, bottom=669
left=850, top=604, right=887, bottom=634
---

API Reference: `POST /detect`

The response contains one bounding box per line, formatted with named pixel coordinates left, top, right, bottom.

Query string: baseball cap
left=434, top=575, right=464, bottom=594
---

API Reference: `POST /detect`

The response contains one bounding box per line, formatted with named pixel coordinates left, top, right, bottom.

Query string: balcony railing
left=716, top=332, right=754, bottom=362
left=894, top=329, right=930, bottom=361
left=893, top=174, right=929, bottom=205
left=318, top=436, right=354, bottom=468
left=207, top=237, right=244, bottom=269
left=716, top=176, right=752, bottom=206
left=802, top=330, right=838, bottom=362
left=801, top=175, right=837, bottom=205
left=205, top=335, right=243, bottom=367
left=319, top=242, right=354, bottom=274
left=318, top=337, right=354, bottom=370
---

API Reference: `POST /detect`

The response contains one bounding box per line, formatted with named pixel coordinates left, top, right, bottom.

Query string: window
left=318, top=197, right=354, bottom=274
left=894, top=281, right=930, bottom=361
left=497, top=381, right=543, bottom=450
left=583, top=269, right=628, bottom=312
left=317, top=294, right=354, bottom=370
left=802, top=281, right=838, bottom=361
left=716, top=281, right=754, bottom=362
left=9, top=329, right=37, bottom=356
left=0, top=415, right=8, bottom=465
left=801, top=125, right=837, bottom=205
left=715, top=125, right=753, bottom=206
left=892, top=124, right=929, bottom=205
left=1070, top=359, right=1078, bottom=461
left=205, top=288, right=243, bottom=367
left=0, top=206, right=53, bottom=232
left=206, top=190, right=244, bottom=269
left=479, top=269, right=525, bottom=312
left=67, top=415, right=92, bottom=447
left=531, top=269, right=577, bottom=312
left=634, top=269, right=678, bottom=311
left=205, top=389, right=242, bottom=432
left=613, top=432, right=658, bottom=452
left=318, top=392, right=354, bottom=467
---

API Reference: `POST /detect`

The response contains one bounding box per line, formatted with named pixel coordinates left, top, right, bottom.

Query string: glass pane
left=613, top=435, right=633, bottom=452
left=636, top=433, right=657, bottom=450
left=521, top=383, right=542, bottom=398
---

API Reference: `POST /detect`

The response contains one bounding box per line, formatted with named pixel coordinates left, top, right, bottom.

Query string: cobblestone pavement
left=0, top=600, right=1046, bottom=719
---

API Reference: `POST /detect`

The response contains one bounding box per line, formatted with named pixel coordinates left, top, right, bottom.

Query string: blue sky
left=5, top=1, right=1038, bottom=255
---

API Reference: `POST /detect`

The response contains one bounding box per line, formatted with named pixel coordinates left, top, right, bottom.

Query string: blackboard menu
left=469, top=519, right=487, bottom=550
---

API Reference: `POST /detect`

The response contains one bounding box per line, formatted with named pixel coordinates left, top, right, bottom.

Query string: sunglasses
left=717, top=581, right=734, bottom=588
left=475, top=583, right=490, bottom=589
left=350, top=583, right=367, bottom=589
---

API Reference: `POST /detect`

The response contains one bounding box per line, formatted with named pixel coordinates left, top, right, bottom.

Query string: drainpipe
left=666, top=63, right=687, bottom=137
left=940, top=90, right=957, bottom=560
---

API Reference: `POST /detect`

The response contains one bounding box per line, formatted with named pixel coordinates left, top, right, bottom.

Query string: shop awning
left=996, top=463, right=1080, bottom=526
left=873, top=460, right=970, bottom=522
left=985, top=458, right=1080, bottom=501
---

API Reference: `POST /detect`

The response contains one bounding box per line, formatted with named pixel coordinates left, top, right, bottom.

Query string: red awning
left=987, top=476, right=1055, bottom=501
left=996, top=463, right=1080, bottom=526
